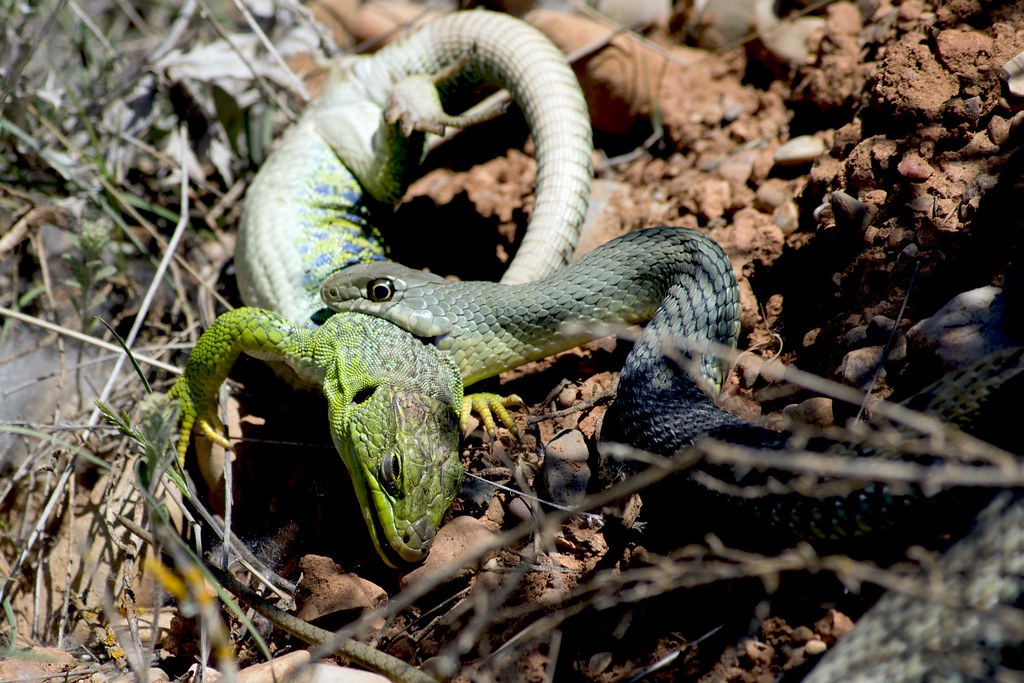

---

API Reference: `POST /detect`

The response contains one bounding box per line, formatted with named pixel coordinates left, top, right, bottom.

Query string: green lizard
left=168, top=10, right=592, bottom=568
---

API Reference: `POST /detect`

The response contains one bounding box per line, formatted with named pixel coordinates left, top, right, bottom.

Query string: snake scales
left=322, top=225, right=1024, bottom=679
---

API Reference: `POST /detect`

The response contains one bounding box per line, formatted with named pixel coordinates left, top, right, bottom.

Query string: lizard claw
left=197, top=416, right=231, bottom=450
left=461, top=392, right=524, bottom=439
left=384, top=45, right=507, bottom=138
left=384, top=74, right=450, bottom=136
left=168, top=381, right=230, bottom=464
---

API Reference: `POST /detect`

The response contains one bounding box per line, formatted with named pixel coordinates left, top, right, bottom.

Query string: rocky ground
left=1, top=0, right=1023, bottom=681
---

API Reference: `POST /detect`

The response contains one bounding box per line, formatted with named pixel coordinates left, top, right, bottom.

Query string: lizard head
left=324, top=347, right=464, bottom=567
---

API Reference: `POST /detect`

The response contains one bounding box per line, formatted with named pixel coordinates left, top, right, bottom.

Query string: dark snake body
left=322, top=225, right=1024, bottom=679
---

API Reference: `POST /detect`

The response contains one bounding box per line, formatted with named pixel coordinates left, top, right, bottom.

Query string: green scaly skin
left=168, top=310, right=464, bottom=568
left=227, top=10, right=590, bottom=433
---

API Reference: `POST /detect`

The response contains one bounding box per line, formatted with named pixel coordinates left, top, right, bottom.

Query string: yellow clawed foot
left=197, top=417, right=231, bottom=450
left=461, top=392, right=524, bottom=439
left=168, top=383, right=231, bottom=464
left=173, top=411, right=230, bottom=465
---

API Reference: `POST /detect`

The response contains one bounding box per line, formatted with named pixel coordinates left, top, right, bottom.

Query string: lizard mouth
left=364, top=491, right=432, bottom=568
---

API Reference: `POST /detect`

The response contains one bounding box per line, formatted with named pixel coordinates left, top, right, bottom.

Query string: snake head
left=320, top=262, right=453, bottom=339
left=327, top=379, right=463, bottom=567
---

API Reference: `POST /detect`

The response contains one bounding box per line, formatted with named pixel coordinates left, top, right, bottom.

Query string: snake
left=321, top=224, right=1024, bottom=678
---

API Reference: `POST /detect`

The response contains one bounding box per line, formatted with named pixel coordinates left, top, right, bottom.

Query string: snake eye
left=367, top=278, right=395, bottom=302
left=379, top=453, right=402, bottom=494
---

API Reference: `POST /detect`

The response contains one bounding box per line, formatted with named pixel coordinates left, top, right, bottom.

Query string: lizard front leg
left=168, top=307, right=307, bottom=463
left=384, top=47, right=510, bottom=137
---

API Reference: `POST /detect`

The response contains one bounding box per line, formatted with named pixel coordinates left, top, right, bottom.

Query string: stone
left=595, top=0, right=670, bottom=27
left=896, top=153, right=933, bottom=180
left=508, top=496, right=534, bottom=522
left=784, top=397, right=834, bottom=428
left=839, top=346, right=886, bottom=389
left=537, top=429, right=592, bottom=508
left=830, top=190, right=869, bottom=232
left=400, top=516, right=498, bottom=589
left=1000, top=49, right=1024, bottom=97
left=588, top=651, right=614, bottom=676
left=907, top=286, right=1017, bottom=371
left=774, top=135, right=826, bottom=167
left=773, top=199, right=800, bottom=235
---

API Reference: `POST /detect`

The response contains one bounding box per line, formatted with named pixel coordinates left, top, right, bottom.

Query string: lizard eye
left=379, top=453, right=402, bottom=494
left=367, top=278, right=395, bottom=302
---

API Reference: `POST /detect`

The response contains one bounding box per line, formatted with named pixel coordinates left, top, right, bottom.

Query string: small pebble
left=722, top=95, right=744, bottom=122
left=588, top=652, right=614, bottom=676
left=755, top=0, right=826, bottom=66
left=1000, top=49, right=1024, bottom=97
left=842, top=325, right=869, bottom=348
left=735, top=354, right=785, bottom=388
left=557, top=384, right=578, bottom=409
left=755, top=179, right=790, bottom=211
left=961, top=95, right=983, bottom=121
left=234, top=651, right=310, bottom=683
left=907, top=286, right=1015, bottom=370
left=830, top=191, right=869, bottom=232
left=839, top=346, right=886, bottom=388
left=295, top=556, right=386, bottom=621
left=773, top=199, right=800, bottom=235
left=508, top=496, right=534, bottom=522
left=594, top=0, right=670, bottom=27
left=887, top=333, right=908, bottom=364
left=785, top=397, right=834, bottom=427
left=741, top=638, right=774, bottom=666
left=792, top=625, right=815, bottom=642
left=1011, top=111, right=1024, bottom=140
left=907, top=196, right=935, bottom=213
left=886, top=226, right=912, bottom=249
left=868, top=315, right=897, bottom=339
left=718, top=150, right=756, bottom=186
left=538, top=429, right=592, bottom=508
left=545, top=429, right=590, bottom=462
left=400, top=516, right=498, bottom=589
left=774, top=135, right=826, bottom=167
left=815, top=608, right=856, bottom=642
left=735, top=354, right=764, bottom=389
left=805, top=639, right=828, bottom=656
left=110, top=670, right=171, bottom=683
left=988, top=114, right=1011, bottom=146
left=897, top=153, right=933, bottom=180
